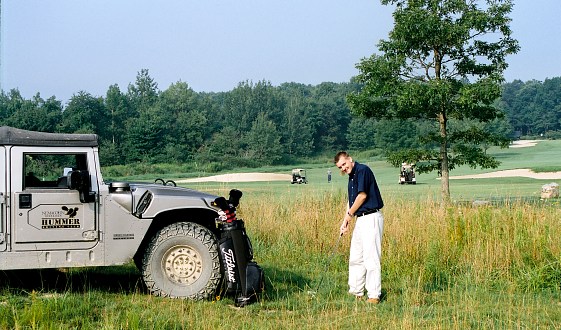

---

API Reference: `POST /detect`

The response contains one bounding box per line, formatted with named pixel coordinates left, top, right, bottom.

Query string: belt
left=356, top=209, right=379, bottom=217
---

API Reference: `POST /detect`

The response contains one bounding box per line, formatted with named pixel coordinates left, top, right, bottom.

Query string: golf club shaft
left=314, top=233, right=343, bottom=293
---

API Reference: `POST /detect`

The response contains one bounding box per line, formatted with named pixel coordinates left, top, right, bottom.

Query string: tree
left=58, top=91, right=107, bottom=134
left=499, top=79, right=526, bottom=137
left=105, top=84, right=132, bottom=145
left=346, top=117, right=377, bottom=150
left=347, top=0, right=519, bottom=201
left=221, top=80, right=284, bottom=135
left=1, top=90, right=62, bottom=132
left=309, top=82, right=353, bottom=152
left=244, top=113, right=282, bottom=165
left=158, top=82, right=208, bottom=162
left=500, top=78, right=561, bottom=138
left=127, top=69, right=159, bottom=111
left=121, top=70, right=165, bottom=163
left=540, top=77, right=561, bottom=134
left=195, top=126, right=246, bottom=170
left=280, top=97, right=314, bottom=157
left=122, top=106, right=166, bottom=163
left=373, top=118, right=422, bottom=152
left=278, top=83, right=315, bottom=157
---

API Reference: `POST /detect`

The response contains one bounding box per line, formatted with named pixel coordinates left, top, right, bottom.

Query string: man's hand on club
left=340, top=214, right=351, bottom=236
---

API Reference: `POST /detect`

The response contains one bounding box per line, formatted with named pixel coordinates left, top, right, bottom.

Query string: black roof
left=0, top=126, right=98, bottom=147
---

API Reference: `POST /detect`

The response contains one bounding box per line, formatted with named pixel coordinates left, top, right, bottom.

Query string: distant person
left=334, top=151, right=384, bottom=304
left=327, top=169, right=332, bottom=183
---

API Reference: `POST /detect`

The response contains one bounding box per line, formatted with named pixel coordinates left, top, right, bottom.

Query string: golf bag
left=214, top=190, right=265, bottom=307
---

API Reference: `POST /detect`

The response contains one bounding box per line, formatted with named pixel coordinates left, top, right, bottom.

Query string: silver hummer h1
left=0, top=126, right=226, bottom=299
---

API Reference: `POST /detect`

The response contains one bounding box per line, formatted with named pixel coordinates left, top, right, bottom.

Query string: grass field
left=186, top=139, right=561, bottom=203
left=1, top=141, right=560, bottom=329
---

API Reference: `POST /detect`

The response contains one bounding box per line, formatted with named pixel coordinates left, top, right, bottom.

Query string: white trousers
left=348, top=211, right=383, bottom=299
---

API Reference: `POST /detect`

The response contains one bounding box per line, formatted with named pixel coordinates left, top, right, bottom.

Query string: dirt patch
left=176, top=173, right=292, bottom=183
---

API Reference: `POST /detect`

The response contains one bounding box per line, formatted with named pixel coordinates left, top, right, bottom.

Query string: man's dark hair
left=334, top=151, right=349, bottom=163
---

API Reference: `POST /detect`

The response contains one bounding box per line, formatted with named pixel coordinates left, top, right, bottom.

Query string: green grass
left=2, top=197, right=560, bottom=329
left=1, top=140, right=561, bottom=329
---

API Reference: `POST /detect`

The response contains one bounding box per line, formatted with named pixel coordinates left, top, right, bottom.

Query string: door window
left=23, top=153, right=88, bottom=189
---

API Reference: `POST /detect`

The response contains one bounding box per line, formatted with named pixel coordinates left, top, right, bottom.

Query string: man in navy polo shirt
left=334, top=151, right=384, bottom=304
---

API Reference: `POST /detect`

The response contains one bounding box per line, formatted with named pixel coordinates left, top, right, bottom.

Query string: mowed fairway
left=187, top=139, right=561, bottom=203
left=1, top=141, right=561, bottom=329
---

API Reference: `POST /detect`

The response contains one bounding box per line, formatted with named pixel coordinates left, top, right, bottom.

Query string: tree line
left=500, top=77, right=561, bottom=139
left=0, top=69, right=357, bottom=170
left=0, top=69, right=559, bottom=170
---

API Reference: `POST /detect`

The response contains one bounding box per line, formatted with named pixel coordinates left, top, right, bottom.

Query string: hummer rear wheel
left=141, top=222, right=221, bottom=300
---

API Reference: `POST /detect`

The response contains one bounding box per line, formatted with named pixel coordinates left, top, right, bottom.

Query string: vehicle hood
left=130, top=183, right=219, bottom=200
left=128, top=183, right=220, bottom=218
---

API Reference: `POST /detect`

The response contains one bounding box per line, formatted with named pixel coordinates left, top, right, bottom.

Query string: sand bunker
left=509, top=140, right=539, bottom=148
left=450, top=169, right=561, bottom=180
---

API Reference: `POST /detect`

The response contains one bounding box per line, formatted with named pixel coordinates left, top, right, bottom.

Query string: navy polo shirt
left=348, top=161, right=384, bottom=213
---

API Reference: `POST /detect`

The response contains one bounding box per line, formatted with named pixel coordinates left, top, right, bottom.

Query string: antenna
left=0, top=0, right=3, bottom=93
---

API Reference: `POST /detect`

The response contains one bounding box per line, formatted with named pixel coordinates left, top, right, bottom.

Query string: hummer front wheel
left=141, top=222, right=221, bottom=300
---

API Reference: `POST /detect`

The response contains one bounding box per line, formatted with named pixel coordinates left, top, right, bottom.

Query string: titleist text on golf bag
left=214, top=190, right=265, bottom=307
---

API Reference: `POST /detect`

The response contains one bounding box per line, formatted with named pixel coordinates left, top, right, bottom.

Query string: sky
left=1, top=0, right=560, bottom=104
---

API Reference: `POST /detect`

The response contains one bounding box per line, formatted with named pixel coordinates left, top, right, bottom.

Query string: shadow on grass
left=260, top=265, right=312, bottom=301
left=492, top=152, right=521, bottom=159
left=0, top=264, right=311, bottom=303
left=0, top=262, right=353, bottom=304
left=0, top=265, right=145, bottom=296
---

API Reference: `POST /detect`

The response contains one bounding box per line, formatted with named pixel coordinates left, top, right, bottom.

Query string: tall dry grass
left=240, top=191, right=561, bottom=296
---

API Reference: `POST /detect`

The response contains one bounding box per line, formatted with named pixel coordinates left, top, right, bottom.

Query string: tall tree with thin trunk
left=347, top=0, right=519, bottom=202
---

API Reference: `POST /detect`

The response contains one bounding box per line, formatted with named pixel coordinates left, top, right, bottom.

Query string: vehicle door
left=10, top=147, right=99, bottom=251
left=0, top=146, right=6, bottom=252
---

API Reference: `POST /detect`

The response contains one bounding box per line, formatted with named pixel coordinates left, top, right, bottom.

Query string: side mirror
left=67, top=170, right=90, bottom=191
left=67, top=170, right=95, bottom=203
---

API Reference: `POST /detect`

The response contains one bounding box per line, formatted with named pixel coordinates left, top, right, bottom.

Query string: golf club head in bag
left=213, top=196, right=236, bottom=223
left=213, top=189, right=243, bottom=223
left=228, top=189, right=243, bottom=208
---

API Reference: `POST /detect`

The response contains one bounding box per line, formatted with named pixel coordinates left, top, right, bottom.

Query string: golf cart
left=399, top=162, right=416, bottom=184
left=291, top=168, right=308, bottom=184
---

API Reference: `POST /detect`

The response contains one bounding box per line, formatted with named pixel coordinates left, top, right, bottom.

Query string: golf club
left=308, top=232, right=343, bottom=296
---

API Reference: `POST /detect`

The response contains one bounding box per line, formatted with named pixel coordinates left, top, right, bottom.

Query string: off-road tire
left=141, top=222, right=221, bottom=300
